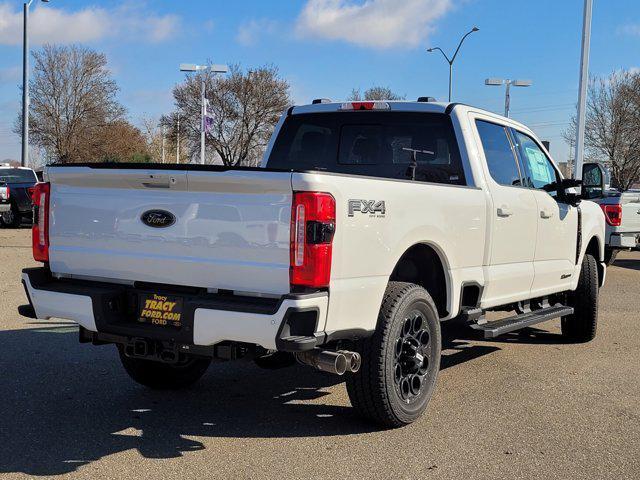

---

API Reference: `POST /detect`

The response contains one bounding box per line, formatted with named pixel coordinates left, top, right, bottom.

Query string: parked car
left=0, top=181, right=10, bottom=216
left=582, top=163, right=640, bottom=264
left=0, top=165, right=38, bottom=227
left=21, top=100, right=606, bottom=427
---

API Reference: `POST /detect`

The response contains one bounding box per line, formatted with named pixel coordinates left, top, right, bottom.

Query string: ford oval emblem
left=141, top=209, right=176, bottom=228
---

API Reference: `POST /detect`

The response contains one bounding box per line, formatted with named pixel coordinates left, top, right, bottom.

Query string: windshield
left=0, top=168, right=37, bottom=183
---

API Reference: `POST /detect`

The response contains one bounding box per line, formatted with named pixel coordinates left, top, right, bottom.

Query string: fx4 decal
left=348, top=199, right=386, bottom=217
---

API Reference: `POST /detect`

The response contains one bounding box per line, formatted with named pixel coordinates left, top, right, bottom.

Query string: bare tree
left=348, top=86, right=406, bottom=101
left=16, top=44, right=129, bottom=163
left=165, top=64, right=291, bottom=166
left=564, top=70, right=640, bottom=189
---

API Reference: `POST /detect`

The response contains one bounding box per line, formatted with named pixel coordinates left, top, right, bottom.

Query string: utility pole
left=574, top=0, right=593, bottom=181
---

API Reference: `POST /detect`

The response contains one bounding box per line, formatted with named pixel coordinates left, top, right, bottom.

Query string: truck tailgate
left=47, top=167, right=293, bottom=295
left=621, top=193, right=640, bottom=232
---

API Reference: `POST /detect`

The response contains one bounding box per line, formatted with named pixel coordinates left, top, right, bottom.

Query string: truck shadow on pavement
left=611, top=259, right=640, bottom=271
left=0, top=321, right=502, bottom=476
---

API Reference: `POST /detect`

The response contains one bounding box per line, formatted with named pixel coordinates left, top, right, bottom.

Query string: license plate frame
left=137, top=293, right=184, bottom=328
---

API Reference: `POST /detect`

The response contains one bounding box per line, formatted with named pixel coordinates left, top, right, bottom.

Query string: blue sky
left=0, top=0, right=639, bottom=164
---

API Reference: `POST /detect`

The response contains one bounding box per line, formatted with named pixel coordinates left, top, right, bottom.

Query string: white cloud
left=618, top=23, right=640, bottom=37
left=295, top=0, right=454, bottom=49
left=0, top=2, right=180, bottom=46
left=236, top=19, right=279, bottom=46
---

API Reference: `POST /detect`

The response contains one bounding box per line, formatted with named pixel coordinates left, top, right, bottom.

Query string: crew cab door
left=510, top=128, right=578, bottom=296
left=473, top=119, right=538, bottom=306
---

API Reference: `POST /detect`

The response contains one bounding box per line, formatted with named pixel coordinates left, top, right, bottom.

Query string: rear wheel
left=1, top=204, right=21, bottom=228
left=603, top=247, right=618, bottom=266
left=561, top=253, right=599, bottom=342
left=346, top=281, right=441, bottom=428
left=118, top=347, right=211, bottom=389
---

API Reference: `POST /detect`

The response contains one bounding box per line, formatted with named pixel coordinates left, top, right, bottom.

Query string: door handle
left=540, top=209, right=554, bottom=219
left=497, top=206, right=513, bottom=217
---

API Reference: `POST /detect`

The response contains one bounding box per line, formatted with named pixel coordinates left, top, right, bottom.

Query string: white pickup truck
left=22, top=100, right=606, bottom=427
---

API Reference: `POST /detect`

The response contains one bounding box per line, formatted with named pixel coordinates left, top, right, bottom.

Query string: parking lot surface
left=1, top=228, right=639, bottom=479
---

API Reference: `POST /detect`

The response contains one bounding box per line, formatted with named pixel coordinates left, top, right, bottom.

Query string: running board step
left=470, top=305, right=574, bottom=339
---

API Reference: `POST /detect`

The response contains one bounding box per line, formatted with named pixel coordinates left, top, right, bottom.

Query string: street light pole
left=200, top=75, right=205, bottom=165
left=484, top=78, right=533, bottom=117
left=427, top=27, right=479, bottom=102
left=179, top=63, right=228, bottom=165
left=21, top=2, right=29, bottom=168
left=574, top=0, right=593, bottom=181
left=21, top=0, right=50, bottom=168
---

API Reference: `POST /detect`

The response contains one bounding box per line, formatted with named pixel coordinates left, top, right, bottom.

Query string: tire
left=346, top=281, right=441, bottom=428
left=1, top=204, right=21, bottom=228
left=603, top=248, right=618, bottom=266
left=561, top=253, right=599, bottom=343
left=118, top=347, right=211, bottom=390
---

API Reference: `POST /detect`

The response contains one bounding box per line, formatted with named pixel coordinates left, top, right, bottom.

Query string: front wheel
left=561, top=253, right=599, bottom=342
left=118, top=347, right=211, bottom=389
left=346, top=282, right=441, bottom=428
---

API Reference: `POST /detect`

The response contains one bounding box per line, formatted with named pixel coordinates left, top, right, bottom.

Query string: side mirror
left=582, top=163, right=606, bottom=199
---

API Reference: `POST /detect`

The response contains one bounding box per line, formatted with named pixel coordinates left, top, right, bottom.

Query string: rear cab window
left=267, top=112, right=467, bottom=186
left=0, top=168, right=37, bottom=184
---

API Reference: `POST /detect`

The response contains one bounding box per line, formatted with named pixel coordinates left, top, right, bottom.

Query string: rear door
left=473, top=118, right=538, bottom=307
left=510, top=129, right=578, bottom=296
left=47, top=167, right=293, bottom=295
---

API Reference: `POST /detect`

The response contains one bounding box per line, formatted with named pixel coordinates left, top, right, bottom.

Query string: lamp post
left=427, top=26, right=479, bottom=102
left=574, top=0, right=593, bottom=181
left=179, top=63, right=228, bottom=165
left=21, top=0, right=51, bottom=168
left=484, top=78, right=533, bottom=117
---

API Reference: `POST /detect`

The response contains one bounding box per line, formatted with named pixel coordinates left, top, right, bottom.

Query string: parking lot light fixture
left=22, top=0, right=52, bottom=168
left=427, top=26, right=479, bottom=102
left=484, top=78, right=533, bottom=117
left=179, top=63, right=229, bottom=165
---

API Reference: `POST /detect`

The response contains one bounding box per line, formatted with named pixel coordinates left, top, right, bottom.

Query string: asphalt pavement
left=1, top=228, right=639, bottom=479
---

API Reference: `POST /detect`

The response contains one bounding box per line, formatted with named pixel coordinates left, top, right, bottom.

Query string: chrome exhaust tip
left=338, top=350, right=361, bottom=373
left=295, top=349, right=349, bottom=375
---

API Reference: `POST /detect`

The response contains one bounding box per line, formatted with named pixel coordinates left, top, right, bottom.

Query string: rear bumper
left=0, top=203, right=10, bottom=213
left=21, top=267, right=329, bottom=351
left=609, top=232, right=640, bottom=248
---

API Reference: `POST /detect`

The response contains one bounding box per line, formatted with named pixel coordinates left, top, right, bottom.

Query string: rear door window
left=268, top=112, right=466, bottom=186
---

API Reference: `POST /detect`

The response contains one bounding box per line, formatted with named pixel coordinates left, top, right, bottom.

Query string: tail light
left=600, top=204, right=622, bottom=227
left=4, top=185, right=9, bottom=199
left=290, top=192, right=336, bottom=288
left=27, top=186, right=35, bottom=200
left=32, top=182, right=50, bottom=262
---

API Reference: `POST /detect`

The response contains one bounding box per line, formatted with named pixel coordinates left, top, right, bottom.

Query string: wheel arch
left=388, top=242, right=451, bottom=318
